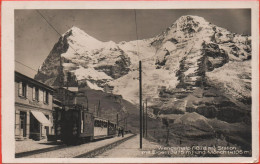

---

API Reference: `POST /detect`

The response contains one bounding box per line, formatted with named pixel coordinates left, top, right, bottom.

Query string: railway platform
left=16, top=139, right=63, bottom=154
left=16, top=134, right=134, bottom=158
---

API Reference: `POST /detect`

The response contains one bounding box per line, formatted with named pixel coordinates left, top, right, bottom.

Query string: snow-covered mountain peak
left=63, top=26, right=83, bottom=35
left=63, top=26, right=95, bottom=39
left=173, top=15, right=209, bottom=27
left=35, top=15, right=251, bottom=113
left=61, top=26, right=105, bottom=58
left=151, top=15, right=213, bottom=49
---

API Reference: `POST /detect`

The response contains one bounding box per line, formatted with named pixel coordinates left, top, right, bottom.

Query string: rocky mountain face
left=35, top=15, right=252, bottom=151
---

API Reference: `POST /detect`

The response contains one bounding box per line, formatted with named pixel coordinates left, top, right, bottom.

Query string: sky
left=15, top=9, right=251, bottom=78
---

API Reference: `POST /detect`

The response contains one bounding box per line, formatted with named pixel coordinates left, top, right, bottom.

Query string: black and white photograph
left=1, top=1, right=259, bottom=163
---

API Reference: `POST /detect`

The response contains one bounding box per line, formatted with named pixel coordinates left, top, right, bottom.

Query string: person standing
left=122, top=128, right=124, bottom=137
left=118, top=127, right=121, bottom=137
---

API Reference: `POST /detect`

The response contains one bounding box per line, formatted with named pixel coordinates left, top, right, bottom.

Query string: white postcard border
left=1, top=1, right=259, bottom=163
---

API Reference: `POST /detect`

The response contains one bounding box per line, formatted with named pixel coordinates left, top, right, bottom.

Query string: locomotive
left=52, top=104, right=117, bottom=145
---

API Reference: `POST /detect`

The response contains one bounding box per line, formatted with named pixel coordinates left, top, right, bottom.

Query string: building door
left=20, top=111, right=27, bottom=137
left=45, top=127, right=49, bottom=136
left=45, top=115, right=49, bottom=136
left=30, top=113, right=40, bottom=140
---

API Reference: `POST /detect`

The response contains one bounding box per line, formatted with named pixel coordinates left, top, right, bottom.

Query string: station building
left=15, top=71, right=55, bottom=140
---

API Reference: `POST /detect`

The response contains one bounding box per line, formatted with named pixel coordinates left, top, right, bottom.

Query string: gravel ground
left=23, top=134, right=133, bottom=158
left=16, top=139, right=63, bottom=153
left=97, top=135, right=161, bottom=157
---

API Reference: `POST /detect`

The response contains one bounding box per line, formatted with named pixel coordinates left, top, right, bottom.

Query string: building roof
left=63, top=87, right=79, bottom=92
left=15, top=71, right=54, bottom=92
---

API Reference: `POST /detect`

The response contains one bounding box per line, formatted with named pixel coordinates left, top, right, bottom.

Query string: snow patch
left=73, top=66, right=112, bottom=81
left=86, top=81, right=103, bottom=91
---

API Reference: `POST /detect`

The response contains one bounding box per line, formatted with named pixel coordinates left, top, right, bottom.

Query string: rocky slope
left=35, top=15, right=252, bottom=152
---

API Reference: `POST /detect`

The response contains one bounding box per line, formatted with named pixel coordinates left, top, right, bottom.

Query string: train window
left=97, top=120, right=100, bottom=127
left=81, top=111, right=84, bottom=133
left=94, top=120, right=98, bottom=127
left=57, top=112, right=61, bottom=121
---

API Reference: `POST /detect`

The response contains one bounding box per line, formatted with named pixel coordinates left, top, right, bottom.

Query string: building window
left=43, top=91, right=49, bottom=104
left=32, top=87, right=35, bottom=100
left=35, top=88, right=39, bottom=101
left=18, top=82, right=27, bottom=98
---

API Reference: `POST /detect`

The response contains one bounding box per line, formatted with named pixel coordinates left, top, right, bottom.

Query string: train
left=51, top=104, right=118, bottom=145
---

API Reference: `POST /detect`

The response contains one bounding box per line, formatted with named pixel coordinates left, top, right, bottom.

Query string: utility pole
left=116, top=113, right=119, bottom=127
left=97, top=100, right=100, bottom=117
left=59, top=54, right=63, bottom=88
left=66, top=72, right=71, bottom=106
left=59, top=54, right=66, bottom=107
left=143, top=102, right=145, bottom=138
left=126, top=117, right=127, bottom=131
left=86, top=94, right=89, bottom=111
left=166, top=128, right=169, bottom=145
left=124, top=118, right=126, bottom=130
left=67, top=72, right=71, bottom=90
left=139, top=61, right=142, bottom=149
left=146, top=99, right=148, bottom=138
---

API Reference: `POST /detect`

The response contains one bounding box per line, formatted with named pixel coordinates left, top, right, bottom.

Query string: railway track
left=16, top=134, right=136, bottom=158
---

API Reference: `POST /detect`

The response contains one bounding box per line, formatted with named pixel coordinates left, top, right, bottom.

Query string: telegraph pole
left=117, top=113, right=119, bottom=127
left=126, top=117, right=127, bottom=131
left=86, top=94, right=89, bottom=111
left=124, top=118, right=126, bottom=130
left=66, top=72, right=71, bottom=106
left=143, top=102, right=145, bottom=138
left=146, top=99, right=148, bottom=138
left=97, top=100, right=100, bottom=117
left=139, top=61, right=142, bottom=149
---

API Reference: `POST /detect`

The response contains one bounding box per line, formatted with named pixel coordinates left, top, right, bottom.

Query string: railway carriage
left=108, top=121, right=117, bottom=136
left=53, top=104, right=117, bottom=145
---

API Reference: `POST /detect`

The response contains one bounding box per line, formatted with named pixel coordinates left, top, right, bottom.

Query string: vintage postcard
left=1, top=1, right=259, bottom=163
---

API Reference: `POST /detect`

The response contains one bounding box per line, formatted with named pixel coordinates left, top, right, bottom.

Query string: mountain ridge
left=35, top=15, right=251, bottom=124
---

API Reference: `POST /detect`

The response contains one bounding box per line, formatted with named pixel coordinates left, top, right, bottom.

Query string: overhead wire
left=35, top=10, right=80, bottom=56
left=15, top=60, right=38, bottom=72
left=16, top=10, right=82, bottom=81
left=36, top=10, right=63, bottom=37
left=15, top=10, right=83, bottom=83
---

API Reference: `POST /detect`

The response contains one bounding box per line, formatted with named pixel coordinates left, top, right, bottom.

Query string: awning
left=31, top=111, right=52, bottom=126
